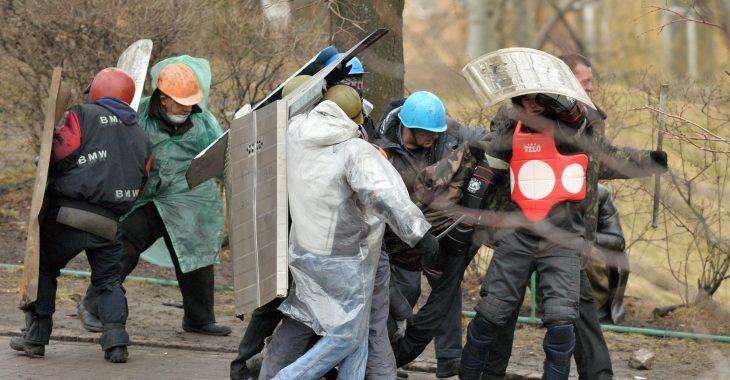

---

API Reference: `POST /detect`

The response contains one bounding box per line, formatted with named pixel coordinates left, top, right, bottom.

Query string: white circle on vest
left=518, top=160, right=555, bottom=200
left=561, top=163, right=585, bottom=194
left=509, top=167, right=515, bottom=194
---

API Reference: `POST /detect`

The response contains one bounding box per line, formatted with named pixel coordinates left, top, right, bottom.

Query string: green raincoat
left=132, top=55, right=223, bottom=273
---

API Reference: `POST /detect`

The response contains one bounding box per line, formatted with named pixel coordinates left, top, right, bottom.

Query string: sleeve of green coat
left=203, top=111, right=223, bottom=145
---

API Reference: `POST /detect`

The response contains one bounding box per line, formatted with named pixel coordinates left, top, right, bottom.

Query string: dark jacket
left=477, top=103, right=661, bottom=246
left=48, top=97, right=151, bottom=218
left=374, top=99, right=488, bottom=270
left=572, top=184, right=629, bottom=323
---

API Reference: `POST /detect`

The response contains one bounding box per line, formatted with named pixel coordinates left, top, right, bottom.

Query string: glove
left=325, top=65, right=349, bottom=87
left=650, top=150, right=668, bottom=173
left=534, top=93, right=585, bottom=128
left=415, top=233, right=440, bottom=268
left=452, top=208, right=480, bottom=227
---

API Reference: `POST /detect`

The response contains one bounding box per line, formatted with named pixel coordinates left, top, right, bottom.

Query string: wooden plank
left=652, top=84, right=668, bottom=228
left=19, top=68, right=64, bottom=309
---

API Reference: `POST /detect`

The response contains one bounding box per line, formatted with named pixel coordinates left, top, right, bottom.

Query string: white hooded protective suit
left=280, top=100, right=430, bottom=341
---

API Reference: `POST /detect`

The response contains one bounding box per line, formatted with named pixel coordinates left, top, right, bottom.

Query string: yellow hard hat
left=281, top=75, right=313, bottom=98
left=157, top=63, right=204, bottom=106
left=323, top=85, right=364, bottom=125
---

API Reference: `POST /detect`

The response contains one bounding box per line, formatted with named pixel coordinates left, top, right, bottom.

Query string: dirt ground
left=0, top=267, right=728, bottom=379
left=2, top=181, right=730, bottom=379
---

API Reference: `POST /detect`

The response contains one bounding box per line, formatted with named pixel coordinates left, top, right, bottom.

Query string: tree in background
left=0, top=0, right=203, bottom=141
left=0, top=0, right=323, bottom=136
left=327, top=0, right=406, bottom=121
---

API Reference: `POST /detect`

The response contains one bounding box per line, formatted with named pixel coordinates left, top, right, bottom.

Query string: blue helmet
left=398, top=91, right=447, bottom=132
left=325, top=53, right=366, bottom=76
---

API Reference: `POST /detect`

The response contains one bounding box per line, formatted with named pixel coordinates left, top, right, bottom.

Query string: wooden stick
left=652, top=84, right=668, bottom=229
left=19, top=68, right=63, bottom=309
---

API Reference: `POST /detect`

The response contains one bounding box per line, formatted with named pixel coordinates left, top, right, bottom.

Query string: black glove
left=325, top=65, right=349, bottom=87
left=650, top=150, right=669, bottom=173
left=415, top=233, right=440, bottom=268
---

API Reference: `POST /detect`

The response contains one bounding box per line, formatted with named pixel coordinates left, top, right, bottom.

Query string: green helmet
left=323, top=85, right=364, bottom=125
left=281, top=75, right=313, bottom=98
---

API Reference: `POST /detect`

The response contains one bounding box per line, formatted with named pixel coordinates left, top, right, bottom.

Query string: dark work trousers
left=84, top=202, right=216, bottom=327
left=29, top=219, right=129, bottom=350
left=480, top=270, right=613, bottom=380
left=388, top=265, right=462, bottom=363
left=230, top=298, right=285, bottom=379
left=460, top=232, right=581, bottom=380
left=392, top=244, right=477, bottom=367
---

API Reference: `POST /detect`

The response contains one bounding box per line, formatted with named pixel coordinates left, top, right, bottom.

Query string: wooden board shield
left=19, top=68, right=70, bottom=309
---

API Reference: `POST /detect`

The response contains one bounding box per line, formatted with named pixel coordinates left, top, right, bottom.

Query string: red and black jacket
left=48, top=97, right=152, bottom=219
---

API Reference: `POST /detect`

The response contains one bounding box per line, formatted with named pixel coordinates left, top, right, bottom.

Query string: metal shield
left=462, top=47, right=596, bottom=110
left=116, top=39, right=153, bottom=111
left=227, top=100, right=289, bottom=317
left=190, top=29, right=390, bottom=317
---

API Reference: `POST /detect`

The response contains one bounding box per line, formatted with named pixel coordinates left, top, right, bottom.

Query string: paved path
left=0, top=337, right=442, bottom=379
left=0, top=336, right=231, bottom=379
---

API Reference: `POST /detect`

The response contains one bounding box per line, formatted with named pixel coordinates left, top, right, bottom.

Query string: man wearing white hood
left=258, top=80, right=438, bottom=380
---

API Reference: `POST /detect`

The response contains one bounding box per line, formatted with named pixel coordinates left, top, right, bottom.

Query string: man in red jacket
left=10, top=68, right=151, bottom=363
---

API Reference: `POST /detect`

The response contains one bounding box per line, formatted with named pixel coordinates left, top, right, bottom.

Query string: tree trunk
left=722, top=0, right=730, bottom=42
left=512, top=0, right=534, bottom=46
left=466, top=0, right=499, bottom=59
left=331, top=0, right=405, bottom=122
left=582, top=2, right=596, bottom=59
left=598, top=0, right=609, bottom=61
left=661, top=9, right=674, bottom=76
left=685, top=9, right=698, bottom=80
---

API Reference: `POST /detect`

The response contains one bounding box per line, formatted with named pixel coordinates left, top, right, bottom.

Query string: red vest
left=509, top=121, right=588, bottom=221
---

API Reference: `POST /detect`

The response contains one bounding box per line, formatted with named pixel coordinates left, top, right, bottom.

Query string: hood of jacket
left=94, top=97, right=137, bottom=125
left=291, top=100, right=360, bottom=147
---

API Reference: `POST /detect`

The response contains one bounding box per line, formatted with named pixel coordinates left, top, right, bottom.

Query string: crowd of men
left=10, top=49, right=667, bottom=380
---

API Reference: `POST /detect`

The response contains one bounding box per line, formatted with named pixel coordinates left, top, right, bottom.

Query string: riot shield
left=116, top=39, right=153, bottom=111
left=227, top=100, right=289, bottom=317
left=462, top=47, right=595, bottom=109
left=186, top=28, right=388, bottom=189
left=208, top=29, right=389, bottom=317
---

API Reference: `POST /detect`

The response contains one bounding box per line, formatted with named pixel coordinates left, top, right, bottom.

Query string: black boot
left=9, top=336, right=45, bottom=358
left=100, top=322, right=130, bottom=364
left=436, top=358, right=460, bottom=378
left=104, top=346, right=128, bottom=363
left=182, top=321, right=232, bottom=336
